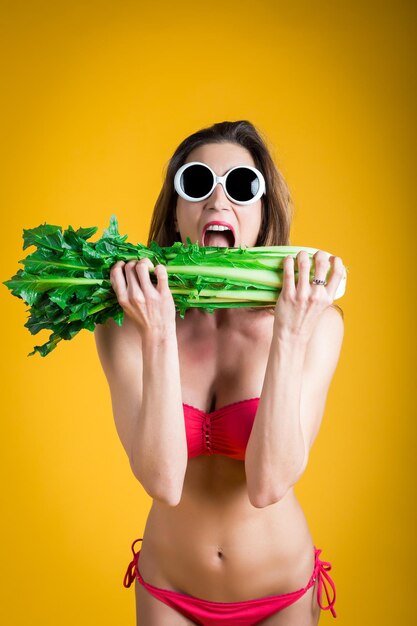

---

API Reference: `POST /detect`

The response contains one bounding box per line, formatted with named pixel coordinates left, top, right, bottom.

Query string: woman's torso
left=137, top=307, right=315, bottom=602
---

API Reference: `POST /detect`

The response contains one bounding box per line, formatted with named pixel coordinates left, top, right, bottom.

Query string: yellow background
left=1, top=1, right=415, bottom=624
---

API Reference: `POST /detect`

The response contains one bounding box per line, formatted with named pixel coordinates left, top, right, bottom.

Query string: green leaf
left=4, top=214, right=333, bottom=357
left=22, top=223, right=64, bottom=252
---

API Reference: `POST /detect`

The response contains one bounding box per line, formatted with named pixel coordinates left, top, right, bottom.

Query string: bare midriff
left=136, top=307, right=316, bottom=603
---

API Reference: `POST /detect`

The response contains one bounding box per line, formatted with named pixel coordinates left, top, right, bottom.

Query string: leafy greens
left=3, top=215, right=346, bottom=357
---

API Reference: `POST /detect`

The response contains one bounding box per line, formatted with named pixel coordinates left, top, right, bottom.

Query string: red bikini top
left=183, top=397, right=260, bottom=461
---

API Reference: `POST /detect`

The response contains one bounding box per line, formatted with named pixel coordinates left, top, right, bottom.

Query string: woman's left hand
left=273, top=250, right=345, bottom=342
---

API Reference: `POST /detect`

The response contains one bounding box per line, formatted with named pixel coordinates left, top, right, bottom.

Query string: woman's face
left=174, top=142, right=263, bottom=249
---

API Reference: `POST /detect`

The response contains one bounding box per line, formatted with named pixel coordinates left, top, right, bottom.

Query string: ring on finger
left=311, top=277, right=327, bottom=286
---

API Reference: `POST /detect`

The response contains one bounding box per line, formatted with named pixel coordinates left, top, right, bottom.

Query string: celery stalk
left=3, top=214, right=347, bottom=356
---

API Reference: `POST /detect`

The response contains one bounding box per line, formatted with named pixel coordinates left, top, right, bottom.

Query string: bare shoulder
left=308, top=304, right=344, bottom=356
left=94, top=314, right=143, bottom=383
left=94, top=314, right=144, bottom=459
left=304, top=304, right=345, bottom=387
left=329, top=303, right=344, bottom=320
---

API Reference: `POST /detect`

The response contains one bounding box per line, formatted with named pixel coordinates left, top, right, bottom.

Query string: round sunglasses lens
left=226, top=168, right=260, bottom=202
left=181, top=164, right=213, bottom=199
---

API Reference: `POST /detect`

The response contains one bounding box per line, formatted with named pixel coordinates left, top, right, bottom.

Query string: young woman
left=94, top=120, right=344, bottom=625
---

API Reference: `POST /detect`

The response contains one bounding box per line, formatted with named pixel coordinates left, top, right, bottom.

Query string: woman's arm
left=94, top=260, right=188, bottom=507
left=245, top=306, right=344, bottom=508
left=134, top=329, right=187, bottom=506
left=244, top=331, right=307, bottom=508
left=245, top=251, right=345, bottom=508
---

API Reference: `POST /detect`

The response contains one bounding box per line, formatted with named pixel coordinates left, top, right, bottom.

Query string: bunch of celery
left=3, top=215, right=346, bottom=357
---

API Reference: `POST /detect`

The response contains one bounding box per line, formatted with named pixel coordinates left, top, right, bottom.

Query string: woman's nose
left=207, top=182, right=231, bottom=207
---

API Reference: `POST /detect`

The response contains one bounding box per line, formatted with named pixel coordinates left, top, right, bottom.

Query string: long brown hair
left=147, top=120, right=343, bottom=319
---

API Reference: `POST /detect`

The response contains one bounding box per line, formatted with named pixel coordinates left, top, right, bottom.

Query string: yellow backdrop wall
left=1, top=1, right=415, bottom=624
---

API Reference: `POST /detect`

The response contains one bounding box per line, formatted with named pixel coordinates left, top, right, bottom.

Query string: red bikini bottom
left=123, top=538, right=337, bottom=625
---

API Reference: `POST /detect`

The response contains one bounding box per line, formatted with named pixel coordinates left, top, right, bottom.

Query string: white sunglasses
left=174, top=161, right=266, bottom=206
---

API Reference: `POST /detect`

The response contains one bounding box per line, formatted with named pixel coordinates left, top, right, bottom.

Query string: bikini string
left=314, top=548, right=337, bottom=618
left=123, top=538, right=143, bottom=588
left=123, top=539, right=337, bottom=618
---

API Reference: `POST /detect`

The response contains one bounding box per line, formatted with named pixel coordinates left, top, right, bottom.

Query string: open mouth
left=202, top=229, right=236, bottom=248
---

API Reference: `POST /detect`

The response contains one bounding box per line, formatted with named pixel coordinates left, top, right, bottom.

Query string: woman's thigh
left=135, top=579, right=197, bottom=626
left=259, top=583, right=321, bottom=626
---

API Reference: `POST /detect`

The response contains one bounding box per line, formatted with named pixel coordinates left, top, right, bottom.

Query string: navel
left=217, top=547, right=224, bottom=560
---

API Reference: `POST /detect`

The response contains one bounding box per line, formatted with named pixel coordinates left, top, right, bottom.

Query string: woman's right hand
left=109, top=258, right=177, bottom=339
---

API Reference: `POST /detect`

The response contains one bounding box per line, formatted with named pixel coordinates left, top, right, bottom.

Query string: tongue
left=204, top=231, right=234, bottom=247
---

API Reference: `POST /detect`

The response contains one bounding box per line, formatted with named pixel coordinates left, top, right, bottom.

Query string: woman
left=94, top=120, right=344, bottom=625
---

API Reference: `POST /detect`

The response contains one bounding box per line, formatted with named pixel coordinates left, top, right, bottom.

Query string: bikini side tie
left=123, top=538, right=142, bottom=588
left=313, top=548, right=337, bottom=618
